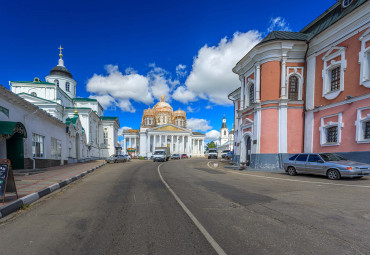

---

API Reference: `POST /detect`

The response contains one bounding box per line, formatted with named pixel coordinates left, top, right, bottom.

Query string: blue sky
left=0, top=0, right=335, bottom=142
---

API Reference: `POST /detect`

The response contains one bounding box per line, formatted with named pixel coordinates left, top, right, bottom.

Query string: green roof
left=100, top=117, right=118, bottom=120
left=11, top=81, right=55, bottom=85
left=73, top=98, right=97, bottom=102
left=258, top=0, right=367, bottom=46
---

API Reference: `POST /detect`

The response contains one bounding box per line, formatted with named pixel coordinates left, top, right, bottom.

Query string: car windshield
left=154, top=151, right=165, bottom=155
left=319, top=153, right=347, bottom=161
left=208, top=150, right=217, bottom=153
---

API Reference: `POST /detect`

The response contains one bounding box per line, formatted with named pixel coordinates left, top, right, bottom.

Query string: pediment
left=18, top=93, right=57, bottom=105
left=150, top=124, right=190, bottom=132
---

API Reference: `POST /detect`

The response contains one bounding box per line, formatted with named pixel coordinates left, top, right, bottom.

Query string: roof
left=100, top=116, right=118, bottom=120
left=192, top=131, right=205, bottom=136
left=257, top=31, right=308, bottom=45
left=11, top=80, right=55, bottom=85
left=73, top=98, right=98, bottom=102
left=50, top=65, right=73, bottom=78
left=257, top=0, right=367, bottom=47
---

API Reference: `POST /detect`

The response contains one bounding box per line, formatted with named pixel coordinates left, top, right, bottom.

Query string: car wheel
left=287, top=166, right=297, bottom=176
left=327, top=169, right=341, bottom=180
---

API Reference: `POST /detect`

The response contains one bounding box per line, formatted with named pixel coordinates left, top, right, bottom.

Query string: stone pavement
left=2, top=160, right=105, bottom=206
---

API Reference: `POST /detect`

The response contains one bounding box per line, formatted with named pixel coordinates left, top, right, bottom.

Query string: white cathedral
left=122, top=96, right=205, bottom=157
left=9, top=47, right=120, bottom=162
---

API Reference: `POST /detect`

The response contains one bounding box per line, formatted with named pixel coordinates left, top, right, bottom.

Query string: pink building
left=229, top=0, right=370, bottom=170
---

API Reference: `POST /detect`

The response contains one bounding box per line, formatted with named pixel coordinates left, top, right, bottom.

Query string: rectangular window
left=327, top=126, right=338, bottom=143
left=51, top=138, right=62, bottom=159
left=365, top=121, right=370, bottom=139
left=104, top=129, right=109, bottom=146
left=32, top=133, right=44, bottom=158
left=330, top=67, right=340, bottom=91
left=66, top=82, right=70, bottom=92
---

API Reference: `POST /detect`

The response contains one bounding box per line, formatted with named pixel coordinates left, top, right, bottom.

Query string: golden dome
left=174, top=108, right=186, bottom=118
left=153, top=95, right=173, bottom=113
left=143, top=107, right=155, bottom=116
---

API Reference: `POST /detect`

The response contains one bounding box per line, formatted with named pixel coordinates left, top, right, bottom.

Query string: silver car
left=283, top=153, right=370, bottom=180
left=106, top=154, right=127, bottom=163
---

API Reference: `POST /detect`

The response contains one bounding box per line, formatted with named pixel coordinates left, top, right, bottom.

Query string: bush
left=139, top=156, right=145, bottom=160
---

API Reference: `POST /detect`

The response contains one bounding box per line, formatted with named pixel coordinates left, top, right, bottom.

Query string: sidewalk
left=0, top=160, right=106, bottom=218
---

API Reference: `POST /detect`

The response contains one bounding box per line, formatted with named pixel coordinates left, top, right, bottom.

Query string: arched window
left=224, top=131, right=226, bottom=136
left=66, top=82, right=70, bottom=92
left=54, top=80, right=59, bottom=87
left=288, top=76, right=298, bottom=100
left=249, top=84, right=254, bottom=105
left=31, top=92, right=37, bottom=97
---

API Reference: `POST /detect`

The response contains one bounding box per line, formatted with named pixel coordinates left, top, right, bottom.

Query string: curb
left=0, top=162, right=106, bottom=219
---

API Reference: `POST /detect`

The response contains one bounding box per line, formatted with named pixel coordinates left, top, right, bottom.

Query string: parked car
left=283, top=153, right=370, bottom=180
left=123, top=154, right=131, bottom=161
left=106, top=154, right=126, bottom=163
left=221, top=150, right=231, bottom=159
left=225, top=151, right=233, bottom=160
left=207, top=148, right=218, bottom=159
left=181, top=154, right=188, bottom=159
left=171, top=154, right=180, bottom=160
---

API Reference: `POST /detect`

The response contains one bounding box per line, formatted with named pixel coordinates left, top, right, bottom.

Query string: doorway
left=245, top=136, right=251, bottom=166
left=6, top=133, right=24, bottom=169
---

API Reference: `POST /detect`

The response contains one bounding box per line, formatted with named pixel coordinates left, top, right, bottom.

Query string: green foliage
left=206, top=141, right=216, bottom=150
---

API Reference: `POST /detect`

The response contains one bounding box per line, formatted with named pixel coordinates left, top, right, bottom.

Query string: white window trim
left=322, top=47, right=347, bottom=100
left=359, top=28, right=370, bottom=88
left=245, top=79, right=255, bottom=107
left=355, top=106, right=370, bottom=143
left=319, top=113, right=343, bottom=146
left=287, top=67, right=304, bottom=101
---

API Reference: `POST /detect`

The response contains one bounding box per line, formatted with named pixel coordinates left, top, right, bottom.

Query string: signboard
left=0, top=159, right=18, bottom=203
left=127, top=148, right=136, bottom=152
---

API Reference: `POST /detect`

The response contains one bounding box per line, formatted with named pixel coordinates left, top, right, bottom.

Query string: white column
left=123, top=138, right=126, bottom=153
left=165, top=135, right=168, bottom=147
left=159, top=135, right=162, bottom=147
left=182, top=135, right=185, bottom=153
left=134, top=137, right=137, bottom=149
left=153, top=135, right=156, bottom=150
left=176, top=136, right=179, bottom=153
left=241, top=76, right=245, bottom=109
left=281, top=56, right=287, bottom=99
left=147, top=135, right=151, bottom=154
left=170, top=135, right=173, bottom=152
left=255, top=64, right=261, bottom=103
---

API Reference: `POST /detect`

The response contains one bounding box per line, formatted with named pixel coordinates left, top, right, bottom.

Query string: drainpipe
left=24, top=108, right=38, bottom=169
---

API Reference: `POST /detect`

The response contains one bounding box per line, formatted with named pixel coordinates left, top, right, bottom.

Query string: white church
left=8, top=47, right=120, bottom=165
left=217, top=116, right=234, bottom=152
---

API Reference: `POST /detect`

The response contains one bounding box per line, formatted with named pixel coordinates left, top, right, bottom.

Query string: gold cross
left=58, top=45, right=63, bottom=54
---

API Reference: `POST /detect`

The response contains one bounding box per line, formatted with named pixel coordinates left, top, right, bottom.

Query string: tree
left=206, top=141, right=216, bottom=151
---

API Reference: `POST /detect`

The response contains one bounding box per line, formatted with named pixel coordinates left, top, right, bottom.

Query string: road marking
left=158, top=164, right=227, bottom=255
left=206, top=162, right=370, bottom=188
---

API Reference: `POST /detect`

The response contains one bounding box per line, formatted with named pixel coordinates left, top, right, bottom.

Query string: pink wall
left=260, top=109, right=279, bottom=153
left=287, top=109, right=304, bottom=153
left=312, top=98, right=370, bottom=153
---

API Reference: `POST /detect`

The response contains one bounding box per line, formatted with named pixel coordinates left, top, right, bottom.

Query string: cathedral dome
left=153, top=95, right=173, bottom=113
left=143, top=108, right=155, bottom=116
left=49, top=65, right=73, bottom=78
left=173, top=109, right=186, bottom=117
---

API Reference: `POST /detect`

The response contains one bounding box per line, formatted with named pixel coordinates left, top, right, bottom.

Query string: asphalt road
left=0, top=159, right=369, bottom=255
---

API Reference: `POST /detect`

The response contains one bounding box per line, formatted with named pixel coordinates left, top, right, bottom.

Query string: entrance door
left=75, top=133, right=80, bottom=160
left=6, top=133, right=24, bottom=169
left=246, top=136, right=251, bottom=166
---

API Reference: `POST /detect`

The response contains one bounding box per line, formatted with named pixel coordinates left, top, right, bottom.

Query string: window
left=342, top=0, right=353, bottom=8
left=54, top=79, right=59, bottom=87
left=288, top=76, right=298, bottom=100
left=296, top=154, right=308, bottom=162
left=32, top=133, right=44, bottom=158
left=365, top=121, right=370, bottom=139
left=321, top=46, right=346, bottom=99
left=327, top=126, right=338, bottom=143
left=66, top=82, right=70, bottom=91
left=289, top=154, right=298, bottom=161
left=104, top=129, right=108, bottom=146
left=330, top=67, right=340, bottom=91
left=51, top=138, right=62, bottom=159
left=249, top=84, right=254, bottom=105
left=224, top=131, right=226, bottom=136
left=31, top=92, right=37, bottom=97
left=359, top=29, right=370, bottom=88
left=308, top=154, right=322, bottom=162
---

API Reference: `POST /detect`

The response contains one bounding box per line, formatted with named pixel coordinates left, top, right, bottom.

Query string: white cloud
left=87, top=64, right=180, bottom=112
left=172, top=86, right=197, bottom=103
left=186, top=106, right=199, bottom=113
left=205, top=130, right=220, bottom=141
left=267, top=17, right=291, bottom=32
left=176, top=31, right=262, bottom=105
left=176, top=64, right=187, bottom=78
left=187, top=118, right=212, bottom=132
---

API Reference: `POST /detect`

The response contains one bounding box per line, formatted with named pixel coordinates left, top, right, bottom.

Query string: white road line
left=157, top=164, right=227, bottom=255
left=206, top=163, right=370, bottom=188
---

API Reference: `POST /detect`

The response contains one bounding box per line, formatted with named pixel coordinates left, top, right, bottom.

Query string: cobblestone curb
left=0, top=162, right=106, bottom=219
